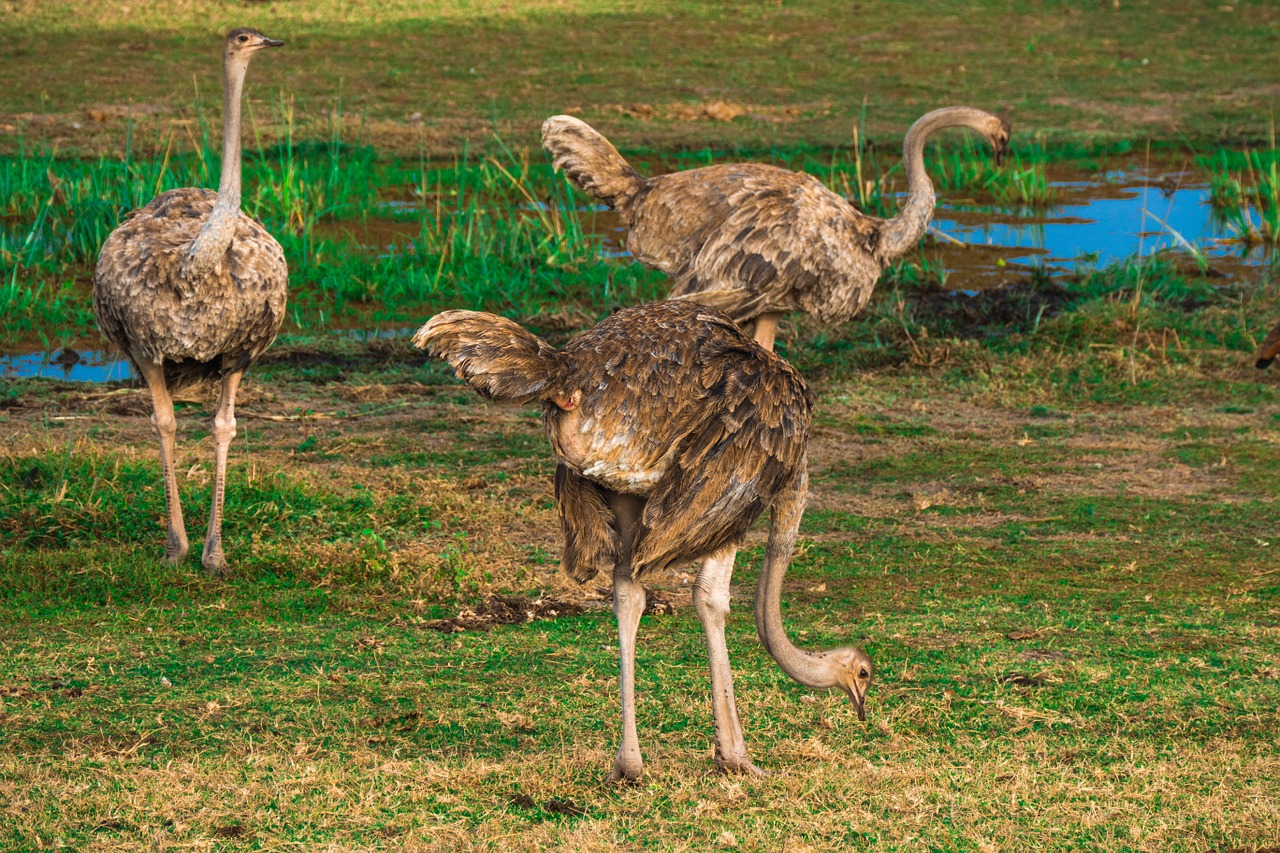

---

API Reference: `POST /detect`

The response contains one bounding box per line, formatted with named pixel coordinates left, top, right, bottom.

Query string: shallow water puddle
left=1, top=328, right=419, bottom=383
left=1, top=349, right=133, bottom=383
left=934, top=180, right=1249, bottom=267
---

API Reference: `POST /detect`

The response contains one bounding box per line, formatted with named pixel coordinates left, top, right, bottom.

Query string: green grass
left=929, top=137, right=1058, bottom=208
left=5, top=3, right=1280, bottom=847
left=0, top=121, right=672, bottom=343
left=8, top=122, right=1275, bottom=352
left=1203, top=143, right=1280, bottom=245
left=5, top=1, right=1280, bottom=156
left=2, top=345, right=1279, bottom=850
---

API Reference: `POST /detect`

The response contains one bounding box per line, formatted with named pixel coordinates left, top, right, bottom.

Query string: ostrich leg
left=137, top=361, right=189, bottom=563
left=751, top=312, right=783, bottom=352
left=694, top=546, right=765, bottom=775
left=201, top=369, right=242, bottom=574
left=609, top=491, right=647, bottom=782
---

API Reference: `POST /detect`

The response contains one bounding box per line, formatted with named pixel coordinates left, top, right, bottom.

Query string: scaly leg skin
left=608, top=492, right=647, bottom=783
left=694, top=546, right=766, bottom=776
left=201, top=370, right=242, bottom=575
left=752, top=312, right=783, bottom=353
left=137, top=361, right=188, bottom=564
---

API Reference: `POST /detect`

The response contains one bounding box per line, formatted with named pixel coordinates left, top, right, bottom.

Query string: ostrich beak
left=992, top=139, right=1007, bottom=168
left=262, top=38, right=285, bottom=48
left=992, top=118, right=1012, bottom=168
left=843, top=684, right=868, bottom=721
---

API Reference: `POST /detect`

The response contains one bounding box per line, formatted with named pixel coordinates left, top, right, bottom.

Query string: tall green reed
left=1203, top=138, right=1280, bottom=244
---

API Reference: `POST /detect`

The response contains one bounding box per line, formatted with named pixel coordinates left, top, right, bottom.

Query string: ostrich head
left=827, top=647, right=874, bottom=720
left=224, top=28, right=284, bottom=63
left=987, top=115, right=1012, bottom=166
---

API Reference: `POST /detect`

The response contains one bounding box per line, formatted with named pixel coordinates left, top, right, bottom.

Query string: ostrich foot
left=201, top=540, right=229, bottom=575
left=608, top=752, right=644, bottom=783
left=715, top=756, right=768, bottom=777
left=164, top=529, right=189, bottom=565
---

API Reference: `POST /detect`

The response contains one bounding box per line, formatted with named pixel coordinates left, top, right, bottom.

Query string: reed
left=1203, top=139, right=1280, bottom=244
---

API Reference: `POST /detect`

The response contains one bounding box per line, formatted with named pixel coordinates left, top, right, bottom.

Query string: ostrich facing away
left=1257, top=321, right=1280, bottom=369
left=93, top=28, right=287, bottom=573
left=542, top=107, right=1011, bottom=350
left=416, top=301, right=872, bottom=780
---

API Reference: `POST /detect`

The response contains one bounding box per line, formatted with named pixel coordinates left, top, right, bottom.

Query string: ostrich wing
left=630, top=342, right=813, bottom=577
left=555, top=463, right=623, bottom=583
left=664, top=171, right=884, bottom=326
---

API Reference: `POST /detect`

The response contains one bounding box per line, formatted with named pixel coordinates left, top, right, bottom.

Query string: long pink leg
left=694, top=545, right=765, bottom=775
left=136, top=361, right=188, bottom=563
left=608, top=492, right=647, bottom=782
left=201, top=370, right=242, bottom=574
left=752, top=312, right=783, bottom=352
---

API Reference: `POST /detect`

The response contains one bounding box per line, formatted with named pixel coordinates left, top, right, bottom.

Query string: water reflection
left=932, top=182, right=1261, bottom=268
left=1, top=350, right=133, bottom=383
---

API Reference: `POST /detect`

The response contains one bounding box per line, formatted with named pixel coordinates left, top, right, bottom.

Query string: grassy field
left=3, top=269, right=1280, bottom=849
left=4, top=0, right=1280, bottom=156
left=4, top=1, right=1280, bottom=850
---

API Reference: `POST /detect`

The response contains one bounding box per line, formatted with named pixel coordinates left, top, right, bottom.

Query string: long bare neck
left=876, top=106, right=993, bottom=262
left=184, top=54, right=248, bottom=277
left=754, top=468, right=841, bottom=690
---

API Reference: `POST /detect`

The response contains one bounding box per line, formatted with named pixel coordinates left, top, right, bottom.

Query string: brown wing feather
left=624, top=316, right=814, bottom=576
left=652, top=168, right=883, bottom=326
left=413, top=310, right=569, bottom=404
left=555, top=463, right=623, bottom=583
left=555, top=302, right=814, bottom=573
left=542, top=115, right=648, bottom=213
left=421, top=301, right=812, bottom=584
left=1257, top=321, right=1280, bottom=369
left=554, top=302, right=750, bottom=493
left=622, top=165, right=761, bottom=273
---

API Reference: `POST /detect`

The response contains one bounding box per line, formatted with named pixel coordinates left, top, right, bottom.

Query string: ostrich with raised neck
left=93, top=28, right=287, bottom=573
left=542, top=106, right=1010, bottom=350
left=416, top=300, right=872, bottom=780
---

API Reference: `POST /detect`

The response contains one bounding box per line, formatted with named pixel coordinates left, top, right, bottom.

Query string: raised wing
left=663, top=169, right=883, bottom=326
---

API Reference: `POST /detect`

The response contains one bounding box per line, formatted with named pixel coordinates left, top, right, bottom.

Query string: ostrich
left=415, top=300, right=872, bottom=780
left=542, top=107, right=1011, bottom=350
left=93, top=28, right=288, bottom=573
left=1257, top=321, right=1280, bottom=369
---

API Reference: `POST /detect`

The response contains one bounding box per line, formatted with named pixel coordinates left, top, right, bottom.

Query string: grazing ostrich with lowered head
left=93, top=28, right=287, bottom=573
left=415, top=300, right=872, bottom=780
left=542, top=107, right=1010, bottom=350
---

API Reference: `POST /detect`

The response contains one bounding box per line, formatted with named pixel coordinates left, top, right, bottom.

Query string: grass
left=4, top=115, right=1269, bottom=351
left=1204, top=142, right=1280, bottom=245
left=2, top=324, right=1279, bottom=850
left=5, top=2, right=1280, bottom=847
left=928, top=136, right=1058, bottom=208
left=0, top=118, right=673, bottom=345
left=5, top=1, right=1280, bottom=156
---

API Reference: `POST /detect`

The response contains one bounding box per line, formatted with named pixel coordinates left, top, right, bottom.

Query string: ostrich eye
left=858, top=668, right=869, bottom=680
left=238, top=35, right=249, bottom=43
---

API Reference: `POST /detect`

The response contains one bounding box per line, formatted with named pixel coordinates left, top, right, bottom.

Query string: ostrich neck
left=185, top=55, right=248, bottom=278
left=877, top=107, right=986, bottom=262
left=215, top=56, right=246, bottom=208
left=754, top=470, right=840, bottom=690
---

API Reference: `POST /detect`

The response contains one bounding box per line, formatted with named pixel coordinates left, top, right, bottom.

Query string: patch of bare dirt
left=424, top=594, right=583, bottom=632
left=1045, top=95, right=1179, bottom=131
left=591, top=100, right=809, bottom=124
